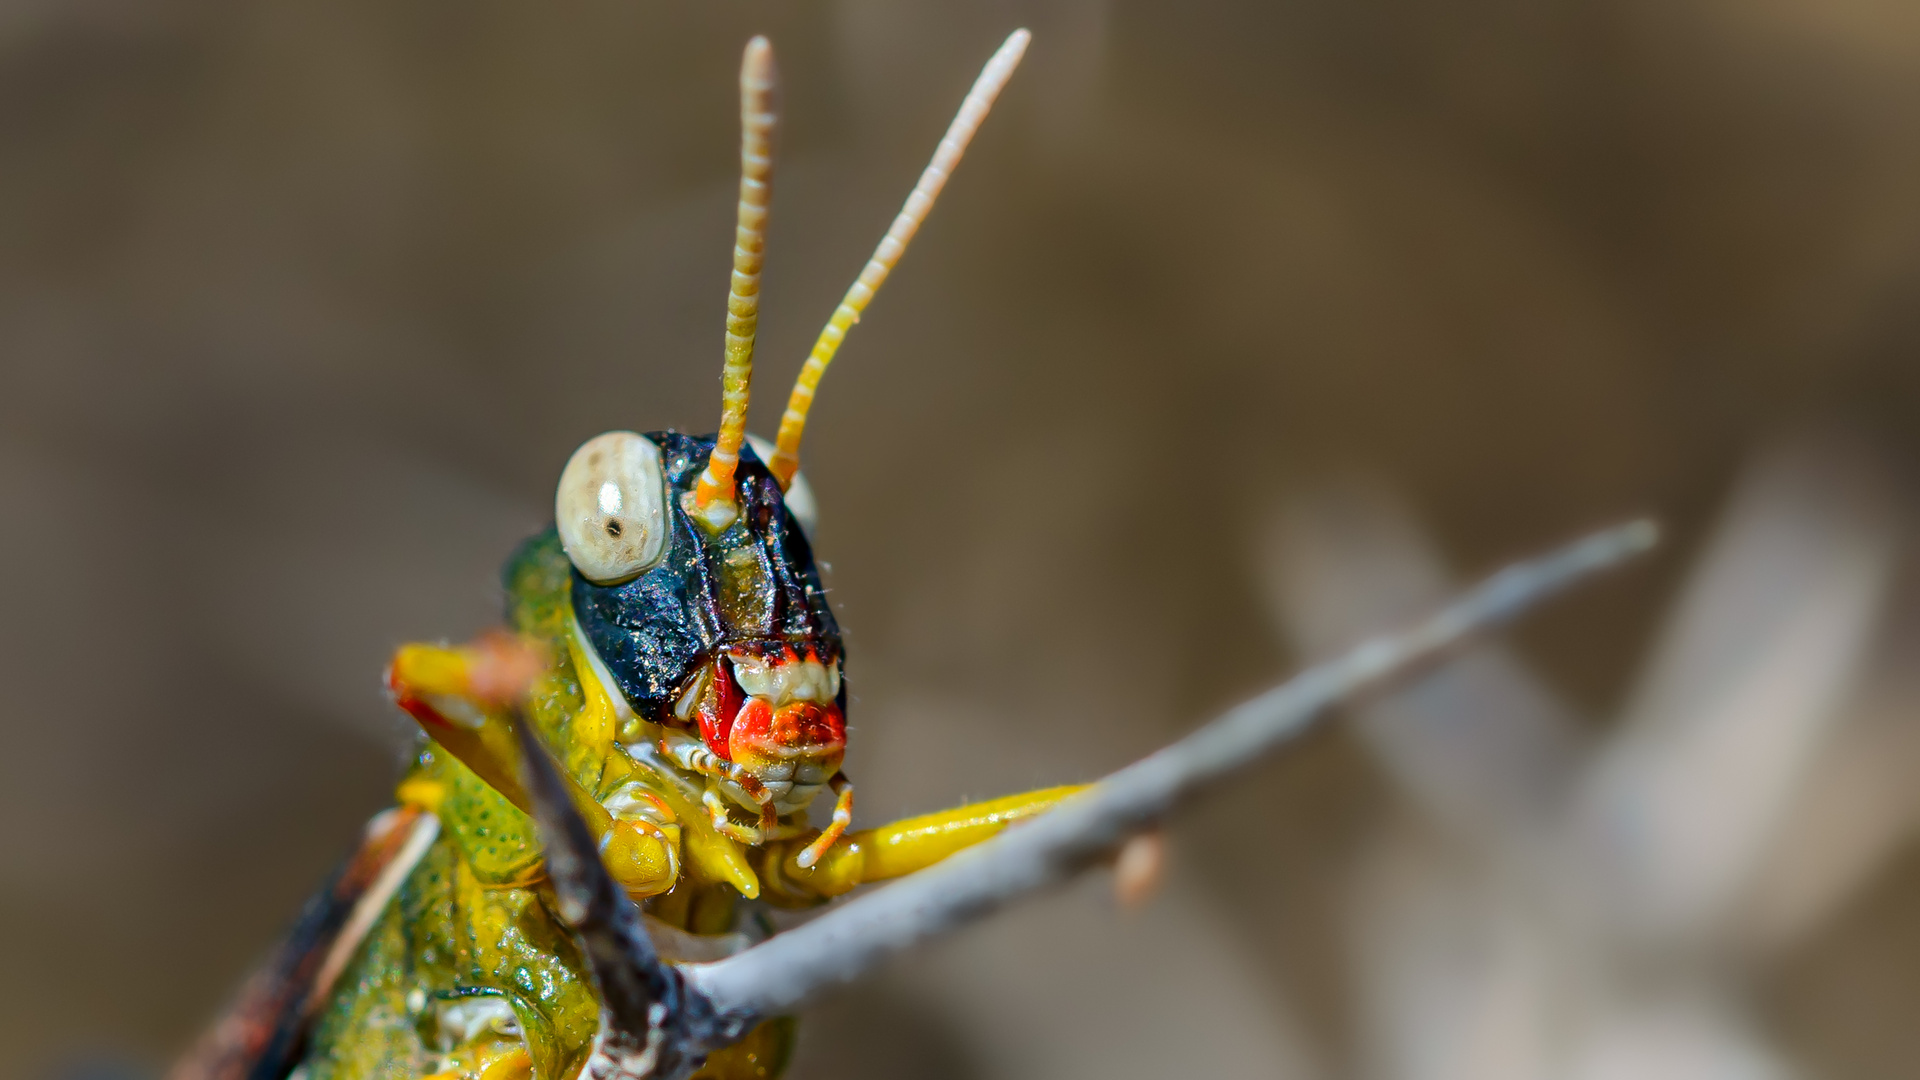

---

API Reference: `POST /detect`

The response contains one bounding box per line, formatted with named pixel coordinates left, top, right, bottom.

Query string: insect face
left=565, top=431, right=843, bottom=821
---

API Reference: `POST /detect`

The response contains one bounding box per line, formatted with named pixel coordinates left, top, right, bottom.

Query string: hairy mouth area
left=717, top=770, right=834, bottom=817
left=670, top=645, right=846, bottom=775
left=646, top=732, right=833, bottom=818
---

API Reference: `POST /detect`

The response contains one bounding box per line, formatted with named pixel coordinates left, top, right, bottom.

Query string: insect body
left=170, top=29, right=1084, bottom=1080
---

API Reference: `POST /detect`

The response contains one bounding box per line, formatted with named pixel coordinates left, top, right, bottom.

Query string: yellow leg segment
left=688, top=1016, right=796, bottom=1080
left=757, top=784, right=1089, bottom=905
left=388, top=639, right=679, bottom=898
left=422, top=1043, right=532, bottom=1080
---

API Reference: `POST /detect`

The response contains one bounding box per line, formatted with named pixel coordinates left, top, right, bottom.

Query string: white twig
left=685, top=519, right=1658, bottom=1021
left=1266, top=483, right=1590, bottom=848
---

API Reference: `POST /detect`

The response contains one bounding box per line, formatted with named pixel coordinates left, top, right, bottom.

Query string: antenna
left=690, top=37, right=779, bottom=531
left=765, top=29, right=1031, bottom=490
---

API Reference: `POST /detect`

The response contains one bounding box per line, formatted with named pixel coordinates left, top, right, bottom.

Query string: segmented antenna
left=766, top=29, right=1031, bottom=490
left=691, top=37, right=779, bottom=530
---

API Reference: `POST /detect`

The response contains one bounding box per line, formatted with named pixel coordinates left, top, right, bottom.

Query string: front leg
left=755, top=784, right=1089, bottom=904
left=388, top=635, right=680, bottom=898
left=657, top=729, right=786, bottom=844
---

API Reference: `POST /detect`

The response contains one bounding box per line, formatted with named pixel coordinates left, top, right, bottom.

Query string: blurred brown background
left=8, top=1, right=1920, bottom=1077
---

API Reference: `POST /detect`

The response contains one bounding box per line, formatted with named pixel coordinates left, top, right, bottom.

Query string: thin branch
left=1267, top=483, right=1590, bottom=847
left=685, top=519, right=1658, bottom=1024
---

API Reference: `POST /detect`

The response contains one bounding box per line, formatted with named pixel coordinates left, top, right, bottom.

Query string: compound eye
left=556, top=431, right=668, bottom=585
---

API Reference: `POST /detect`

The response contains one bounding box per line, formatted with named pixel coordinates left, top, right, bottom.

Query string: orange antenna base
left=691, top=36, right=779, bottom=530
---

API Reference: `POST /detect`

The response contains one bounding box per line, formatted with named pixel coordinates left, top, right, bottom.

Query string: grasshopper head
left=547, top=25, right=1025, bottom=843
left=558, top=428, right=845, bottom=823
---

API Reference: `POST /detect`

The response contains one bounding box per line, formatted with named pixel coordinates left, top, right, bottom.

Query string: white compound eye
left=556, top=432, right=668, bottom=585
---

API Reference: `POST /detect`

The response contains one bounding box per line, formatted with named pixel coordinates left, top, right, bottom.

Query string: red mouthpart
left=728, top=699, right=846, bottom=766
left=696, top=657, right=746, bottom=759
left=693, top=652, right=844, bottom=764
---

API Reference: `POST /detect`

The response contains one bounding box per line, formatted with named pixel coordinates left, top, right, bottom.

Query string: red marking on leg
left=386, top=668, right=453, bottom=731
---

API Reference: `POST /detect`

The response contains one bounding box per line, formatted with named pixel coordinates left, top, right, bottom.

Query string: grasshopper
left=163, top=26, right=1659, bottom=1080
left=170, top=30, right=1086, bottom=1080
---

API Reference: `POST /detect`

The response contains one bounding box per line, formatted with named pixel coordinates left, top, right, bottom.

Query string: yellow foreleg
left=758, top=784, right=1088, bottom=905
left=389, top=639, right=679, bottom=898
